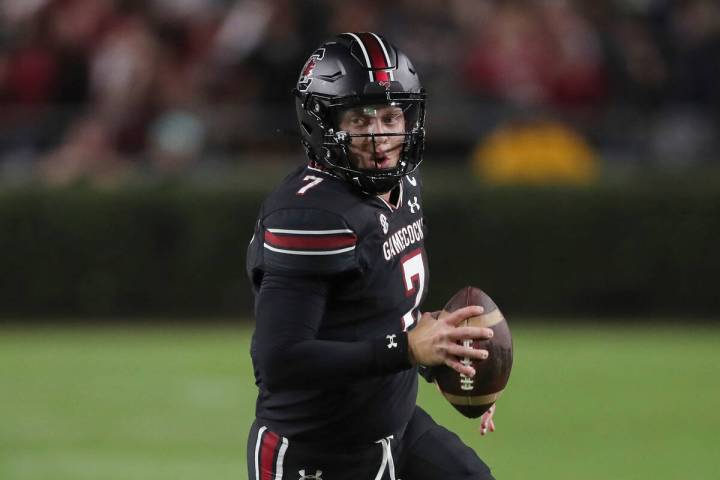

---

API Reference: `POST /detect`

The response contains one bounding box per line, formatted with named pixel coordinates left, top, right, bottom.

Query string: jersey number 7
left=297, top=175, right=324, bottom=195
left=401, top=249, right=425, bottom=331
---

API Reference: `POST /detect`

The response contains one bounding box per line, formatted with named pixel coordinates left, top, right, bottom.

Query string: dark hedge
left=1, top=182, right=718, bottom=319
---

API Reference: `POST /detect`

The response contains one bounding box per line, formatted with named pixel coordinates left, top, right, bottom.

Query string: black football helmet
left=294, top=32, right=426, bottom=195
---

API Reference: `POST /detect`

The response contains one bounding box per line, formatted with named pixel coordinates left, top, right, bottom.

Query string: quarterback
left=246, top=32, right=497, bottom=479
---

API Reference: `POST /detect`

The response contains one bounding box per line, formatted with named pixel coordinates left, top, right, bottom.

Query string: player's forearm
left=254, top=273, right=411, bottom=389
left=256, top=335, right=410, bottom=389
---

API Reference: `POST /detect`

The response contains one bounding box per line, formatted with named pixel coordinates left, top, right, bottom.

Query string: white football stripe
left=267, top=228, right=354, bottom=235
left=274, top=436, right=289, bottom=480
left=264, top=243, right=356, bottom=255
left=254, top=426, right=267, bottom=480
left=343, top=32, right=374, bottom=81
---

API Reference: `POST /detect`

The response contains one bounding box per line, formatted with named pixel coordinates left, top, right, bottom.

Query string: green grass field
left=1, top=322, right=718, bottom=480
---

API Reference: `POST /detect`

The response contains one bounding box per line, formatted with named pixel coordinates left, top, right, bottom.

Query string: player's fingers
left=480, top=409, right=491, bottom=428
left=480, top=404, right=496, bottom=435
left=447, top=326, right=493, bottom=341
left=445, top=343, right=488, bottom=361
left=480, top=421, right=495, bottom=435
left=443, top=306, right=484, bottom=326
left=445, top=357, right=475, bottom=378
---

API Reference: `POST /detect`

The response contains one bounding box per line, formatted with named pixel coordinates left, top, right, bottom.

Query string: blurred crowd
left=1, top=0, right=719, bottom=185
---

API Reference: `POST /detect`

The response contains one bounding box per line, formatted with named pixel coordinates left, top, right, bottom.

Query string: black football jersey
left=246, top=164, right=430, bottom=444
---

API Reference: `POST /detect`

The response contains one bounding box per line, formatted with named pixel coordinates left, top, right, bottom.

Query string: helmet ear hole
left=310, top=99, right=324, bottom=116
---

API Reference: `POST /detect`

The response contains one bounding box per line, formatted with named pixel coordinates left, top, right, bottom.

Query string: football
left=431, top=286, right=513, bottom=418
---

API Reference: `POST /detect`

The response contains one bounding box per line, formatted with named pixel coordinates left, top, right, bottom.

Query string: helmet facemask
left=317, top=93, right=426, bottom=195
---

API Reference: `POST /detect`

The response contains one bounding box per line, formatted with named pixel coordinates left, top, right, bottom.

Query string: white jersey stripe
left=274, top=437, right=289, bottom=480
left=264, top=244, right=356, bottom=255
left=343, top=32, right=374, bottom=81
left=369, top=32, right=394, bottom=81
left=267, top=228, right=354, bottom=235
left=254, top=426, right=267, bottom=480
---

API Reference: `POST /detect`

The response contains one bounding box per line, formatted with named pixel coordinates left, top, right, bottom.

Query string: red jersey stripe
left=265, top=231, right=357, bottom=250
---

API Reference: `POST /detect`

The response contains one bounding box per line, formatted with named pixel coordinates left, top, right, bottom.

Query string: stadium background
left=1, top=1, right=719, bottom=479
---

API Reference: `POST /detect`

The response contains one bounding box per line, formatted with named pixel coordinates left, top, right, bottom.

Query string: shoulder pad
left=260, top=208, right=360, bottom=276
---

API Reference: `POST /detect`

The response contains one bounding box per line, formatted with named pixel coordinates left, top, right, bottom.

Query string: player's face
left=337, top=104, right=406, bottom=170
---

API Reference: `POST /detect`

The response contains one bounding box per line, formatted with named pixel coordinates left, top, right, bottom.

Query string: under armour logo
left=299, top=469, right=323, bottom=480
left=407, top=176, right=417, bottom=186
left=379, top=213, right=389, bottom=234
left=386, top=334, right=398, bottom=349
left=407, top=196, right=420, bottom=213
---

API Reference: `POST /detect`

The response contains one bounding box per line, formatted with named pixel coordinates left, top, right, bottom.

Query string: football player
left=247, top=32, right=497, bottom=480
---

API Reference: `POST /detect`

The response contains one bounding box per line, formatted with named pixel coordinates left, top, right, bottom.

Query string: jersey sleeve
left=254, top=208, right=361, bottom=276
left=253, top=273, right=412, bottom=390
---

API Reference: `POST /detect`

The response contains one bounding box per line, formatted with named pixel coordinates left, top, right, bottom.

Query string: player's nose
left=366, top=118, right=392, bottom=136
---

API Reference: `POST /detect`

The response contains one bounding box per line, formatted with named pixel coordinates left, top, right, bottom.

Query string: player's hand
left=407, top=306, right=493, bottom=377
left=479, top=404, right=496, bottom=436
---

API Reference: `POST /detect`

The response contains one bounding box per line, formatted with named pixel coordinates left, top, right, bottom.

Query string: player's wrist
left=372, top=330, right=412, bottom=373
left=407, top=329, right=419, bottom=365
left=407, top=311, right=435, bottom=367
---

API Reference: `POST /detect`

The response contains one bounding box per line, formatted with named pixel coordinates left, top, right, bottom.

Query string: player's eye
left=381, top=108, right=404, bottom=123
left=382, top=113, right=402, bottom=124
